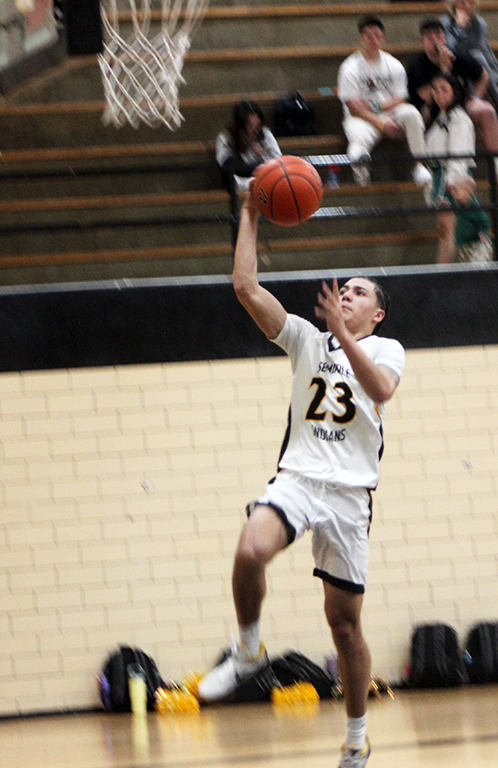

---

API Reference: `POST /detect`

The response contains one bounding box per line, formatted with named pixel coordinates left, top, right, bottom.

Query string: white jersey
left=425, top=106, right=476, bottom=186
left=272, top=314, right=405, bottom=489
left=337, top=50, right=409, bottom=119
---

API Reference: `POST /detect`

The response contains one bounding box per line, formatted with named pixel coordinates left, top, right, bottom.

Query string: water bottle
left=128, top=663, right=147, bottom=716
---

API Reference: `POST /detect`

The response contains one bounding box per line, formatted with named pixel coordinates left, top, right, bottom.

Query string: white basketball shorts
left=247, top=470, right=372, bottom=594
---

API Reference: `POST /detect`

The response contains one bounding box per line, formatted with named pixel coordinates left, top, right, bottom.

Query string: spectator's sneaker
left=337, top=740, right=371, bottom=768
left=412, top=163, right=433, bottom=206
left=350, top=153, right=371, bottom=187
left=352, top=164, right=370, bottom=187
left=197, top=640, right=270, bottom=702
left=412, top=162, right=432, bottom=188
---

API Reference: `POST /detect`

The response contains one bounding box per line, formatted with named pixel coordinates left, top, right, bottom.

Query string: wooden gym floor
left=1, top=685, right=498, bottom=768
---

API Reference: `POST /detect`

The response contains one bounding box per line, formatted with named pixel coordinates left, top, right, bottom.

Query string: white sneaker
left=197, top=640, right=270, bottom=702
left=412, top=163, right=433, bottom=205
left=337, top=740, right=371, bottom=768
left=352, top=165, right=370, bottom=187
left=412, top=162, right=432, bottom=187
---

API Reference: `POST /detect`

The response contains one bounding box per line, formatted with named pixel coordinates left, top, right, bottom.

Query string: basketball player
left=198, top=191, right=405, bottom=768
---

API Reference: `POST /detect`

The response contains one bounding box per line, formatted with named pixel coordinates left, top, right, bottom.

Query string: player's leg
left=323, top=583, right=372, bottom=767
left=232, top=503, right=290, bottom=627
left=197, top=504, right=289, bottom=701
left=311, top=483, right=372, bottom=766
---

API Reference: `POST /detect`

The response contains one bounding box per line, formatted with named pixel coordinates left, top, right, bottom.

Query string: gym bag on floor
left=98, top=645, right=166, bottom=711
left=408, top=623, right=465, bottom=688
left=271, top=650, right=336, bottom=698
left=464, top=622, right=498, bottom=684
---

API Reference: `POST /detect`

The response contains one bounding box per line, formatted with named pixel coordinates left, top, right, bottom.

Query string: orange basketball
left=252, top=155, right=323, bottom=226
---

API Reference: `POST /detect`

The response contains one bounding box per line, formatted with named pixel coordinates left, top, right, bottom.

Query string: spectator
left=408, top=18, right=498, bottom=175
left=441, top=0, right=498, bottom=107
left=337, top=15, right=432, bottom=188
left=451, top=176, right=493, bottom=261
left=424, top=73, right=477, bottom=262
left=216, top=101, right=281, bottom=232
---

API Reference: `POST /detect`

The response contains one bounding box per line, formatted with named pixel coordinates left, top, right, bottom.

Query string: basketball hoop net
left=99, top=0, right=209, bottom=129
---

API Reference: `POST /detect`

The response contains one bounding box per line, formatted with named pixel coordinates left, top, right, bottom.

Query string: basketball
left=252, top=155, right=323, bottom=226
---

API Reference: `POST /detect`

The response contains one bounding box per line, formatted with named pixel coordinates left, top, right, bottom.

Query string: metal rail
left=0, top=150, right=496, bottom=258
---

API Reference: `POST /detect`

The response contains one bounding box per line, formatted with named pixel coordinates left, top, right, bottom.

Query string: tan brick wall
left=0, top=346, right=496, bottom=714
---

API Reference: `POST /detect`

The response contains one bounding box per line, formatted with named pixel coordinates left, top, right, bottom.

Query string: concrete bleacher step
left=116, top=2, right=498, bottom=52
left=0, top=186, right=434, bottom=251
left=0, top=180, right=437, bottom=214
left=0, top=45, right=423, bottom=103
left=7, top=37, right=498, bottom=106
left=0, top=91, right=340, bottom=148
left=4, top=0, right=495, bottom=283
left=0, top=135, right=346, bottom=204
left=5, top=0, right=498, bottom=104
left=0, top=229, right=438, bottom=287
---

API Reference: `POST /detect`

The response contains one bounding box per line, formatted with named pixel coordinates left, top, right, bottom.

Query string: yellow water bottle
left=128, top=663, right=147, bottom=716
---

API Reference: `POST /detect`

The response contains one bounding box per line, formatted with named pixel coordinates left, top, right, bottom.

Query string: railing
left=0, top=150, right=496, bottom=263
left=305, top=152, right=498, bottom=259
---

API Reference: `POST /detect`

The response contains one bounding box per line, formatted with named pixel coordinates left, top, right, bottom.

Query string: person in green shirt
left=451, top=175, right=493, bottom=262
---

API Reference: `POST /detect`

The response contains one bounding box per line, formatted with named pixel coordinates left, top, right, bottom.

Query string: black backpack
left=465, top=622, right=498, bottom=684
left=274, top=92, right=315, bottom=137
left=408, top=623, right=465, bottom=689
left=210, top=646, right=278, bottom=703
left=271, top=650, right=336, bottom=698
left=99, top=645, right=166, bottom=712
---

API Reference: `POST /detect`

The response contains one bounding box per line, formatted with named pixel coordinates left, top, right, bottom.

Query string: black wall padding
left=0, top=267, right=496, bottom=373
left=65, top=0, right=103, bottom=55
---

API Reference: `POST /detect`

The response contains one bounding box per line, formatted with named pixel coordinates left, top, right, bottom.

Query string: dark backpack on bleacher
left=465, top=622, right=498, bottom=684
left=408, top=623, right=465, bottom=688
left=274, top=92, right=315, bottom=137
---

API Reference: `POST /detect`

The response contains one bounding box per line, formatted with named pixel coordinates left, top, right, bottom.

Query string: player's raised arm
left=316, top=279, right=399, bottom=404
left=232, top=192, right=287, bottom=340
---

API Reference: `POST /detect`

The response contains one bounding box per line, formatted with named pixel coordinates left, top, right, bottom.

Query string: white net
left=99, top=0, right=210, bottom=129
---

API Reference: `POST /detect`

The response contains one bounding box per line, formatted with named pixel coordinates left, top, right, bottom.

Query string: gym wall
left=0, top=265, right=496, bottom=715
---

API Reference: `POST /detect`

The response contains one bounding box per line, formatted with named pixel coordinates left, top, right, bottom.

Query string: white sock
left=345, top=714, right=367, bottom=750
left=239, top=620, right=260, bottom=657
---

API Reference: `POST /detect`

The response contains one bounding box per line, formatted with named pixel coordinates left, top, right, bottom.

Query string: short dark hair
left=364, top=277, right=390, bottom=333
left=420, top=18, right=445, bottom=35
left=358, top=15, right=385, bottom=34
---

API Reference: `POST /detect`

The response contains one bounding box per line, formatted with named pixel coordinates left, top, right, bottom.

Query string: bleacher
left=1, top=0, right=498, bottom=284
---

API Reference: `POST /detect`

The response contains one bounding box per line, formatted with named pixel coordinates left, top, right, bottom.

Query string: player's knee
left=328, top=613, right=359, bottom=651
left=234, top=538, right=267, bottom=570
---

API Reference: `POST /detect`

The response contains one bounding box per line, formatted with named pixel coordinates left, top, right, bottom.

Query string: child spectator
left=451, top=176, right=493, bottom=261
